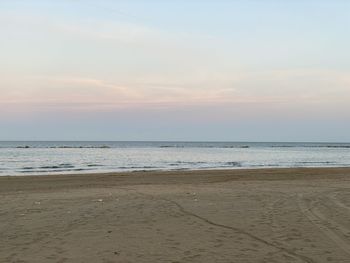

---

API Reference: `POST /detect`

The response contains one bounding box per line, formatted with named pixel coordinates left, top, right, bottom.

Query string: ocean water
left=1, top=141, right=350, bottom=176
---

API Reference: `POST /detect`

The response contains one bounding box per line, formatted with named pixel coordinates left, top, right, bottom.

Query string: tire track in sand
left=126, top=188, right=315, bottom=263
left=297, top=193, right=350, bottom=256
left=162, top=197, right=315, bottom=263
left=327, top=192, right=350, bottom=212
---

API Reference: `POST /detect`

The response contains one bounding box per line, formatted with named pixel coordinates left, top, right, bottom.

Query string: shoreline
left=2, top=165, right=350, bottom=177
left=1, top=167, right=350, bottom=193
left=3, top=166, right=350, bottom=178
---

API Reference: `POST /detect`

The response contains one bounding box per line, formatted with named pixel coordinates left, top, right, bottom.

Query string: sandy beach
left=1, top=168, right=350, bottom=263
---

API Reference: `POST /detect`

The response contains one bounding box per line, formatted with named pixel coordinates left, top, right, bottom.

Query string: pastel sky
left=1, top=0, right=350, bottom=141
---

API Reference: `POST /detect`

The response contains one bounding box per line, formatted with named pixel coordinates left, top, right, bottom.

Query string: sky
left=1, top=0, right=350, bottom=141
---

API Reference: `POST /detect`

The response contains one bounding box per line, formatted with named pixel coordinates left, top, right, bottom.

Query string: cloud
left=1, top=75, right=238, bottom=108
left=1, top=68, right=350, bottom=115
left=231, top=69, right=350, bottom=101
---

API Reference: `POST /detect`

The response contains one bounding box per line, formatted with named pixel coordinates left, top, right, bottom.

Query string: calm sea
left=1, top=141, right=350, bottom=176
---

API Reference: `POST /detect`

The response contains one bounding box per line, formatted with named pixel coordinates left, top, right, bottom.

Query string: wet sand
left=1, top=168, right=350, bottom=263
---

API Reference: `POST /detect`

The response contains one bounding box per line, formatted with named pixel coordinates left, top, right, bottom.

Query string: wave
left=271, top=145, right=350, bottom=149
left=86, top=164, right=104, bottom=167
left=223, top=161, right=242, bottom=167
left=19, top=168, right=90, bottom=173
left=316, top=146, right=350, bottom=148
left=159, top=145, right=250, bottom=149
left=168, top=161, right=242, bottom=168
left=39, top=164, right=75, bottom=169
left=172, top=161, right=206, bottom=164
left=223, top=146, right=250, bottom=149
left=15, top=146, right=111, bottom=149
left=168, top=162, right=205, bottom=167
left=249, top=164, right=281, bottom=167
left=159, top=145, right=185, bottom=148
left=50, top=146, right=111, bottom=149
left=21, top=163, right=75, bottom=171
left=296, top=161, right=335, bottom=164
left=270, top=146, right=295, bottom=148
left=117, top=166, right=161, bottom=169
left=6, top=143, right=350, bottom=149
left=22, top=167, right=35, bottom=170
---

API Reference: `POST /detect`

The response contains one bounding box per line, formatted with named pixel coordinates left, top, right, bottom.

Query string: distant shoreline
left=2, top=140, right=350, bottom=143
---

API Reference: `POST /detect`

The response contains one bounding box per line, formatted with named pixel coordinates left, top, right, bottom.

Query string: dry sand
left=1, top=168, right=350, bottom=263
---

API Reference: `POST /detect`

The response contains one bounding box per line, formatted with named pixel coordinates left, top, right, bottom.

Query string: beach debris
left=97, top=199, right=103, bottom=202
left=194, top=199, right=198, bottom=202
left=34, top=201, right=41, bottom=205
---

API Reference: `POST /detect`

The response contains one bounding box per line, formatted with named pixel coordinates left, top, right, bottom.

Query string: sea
left=1, top=141, right=350, bottom=176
